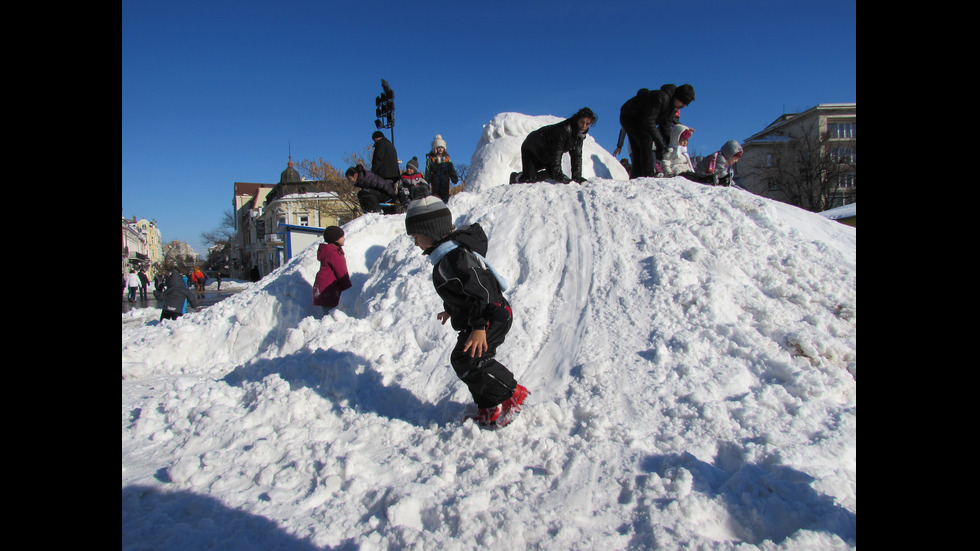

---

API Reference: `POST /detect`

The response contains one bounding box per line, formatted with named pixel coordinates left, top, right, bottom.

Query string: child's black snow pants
left=450, top=314, right=516, bottom=409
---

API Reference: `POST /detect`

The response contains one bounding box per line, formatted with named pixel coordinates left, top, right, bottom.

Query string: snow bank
left=123, top=113, right=856, bottom=550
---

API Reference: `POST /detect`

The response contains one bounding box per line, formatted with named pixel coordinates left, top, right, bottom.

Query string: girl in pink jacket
left=313, top=226, right=352, bottom=315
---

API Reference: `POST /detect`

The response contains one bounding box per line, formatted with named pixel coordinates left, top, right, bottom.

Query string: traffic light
left=374, top=79, right=394, bottom=130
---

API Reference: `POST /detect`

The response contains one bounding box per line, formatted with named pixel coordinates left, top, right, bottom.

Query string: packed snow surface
left=122, top=113, right=856, bottom=550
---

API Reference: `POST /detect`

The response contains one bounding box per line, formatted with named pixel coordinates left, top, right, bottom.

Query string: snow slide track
left=526, top=187, right=594, bottom=398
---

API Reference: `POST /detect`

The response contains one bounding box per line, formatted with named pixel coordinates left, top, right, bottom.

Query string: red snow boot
left=467, top=405, right=501, bottom=427
left=496, top=384, right=529, bottom=427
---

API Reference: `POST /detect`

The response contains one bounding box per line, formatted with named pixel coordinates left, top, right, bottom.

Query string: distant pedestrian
left=313, top=226, right=352, bottom=316
left=190, top=266, right=207, bottom=299
left=138, top=269, right=149, bottom=301
left=126, top=270, right=141, bottom=302
left=216, top=272, right=222, bottom=291
left=250, top=266, right=261, bottom=282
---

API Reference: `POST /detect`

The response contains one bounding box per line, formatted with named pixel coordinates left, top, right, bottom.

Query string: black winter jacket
left=521, top=114, right=590, bottom=182
left=425, top=224, right=508, bottom=332
left=353, top=165, right=397, bottom=196
left=160, top=270, right=199, bottom=315
left=620, top=86, right=678, bottom=153
left=371, top=137, right=400, bottom=180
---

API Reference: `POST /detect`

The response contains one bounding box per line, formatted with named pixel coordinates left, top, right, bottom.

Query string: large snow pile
left=122, top=113, right=856, bottom=550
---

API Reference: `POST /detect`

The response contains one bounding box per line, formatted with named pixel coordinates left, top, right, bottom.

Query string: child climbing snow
left=404, top=196, right=528, bottom=427
left=313, top=226, right=352, bottom=316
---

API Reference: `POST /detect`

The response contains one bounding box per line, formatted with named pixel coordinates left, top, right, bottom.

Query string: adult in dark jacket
left=619, top=84, right=694, bottom=178
left=370, top=131, right=400, bottom=182
left=159, top=269, right=199, bottom=321
left=346, top=165, right=398, bottom=214
left=511, top=107, right=597, bottom=184
left=138, top=269, right=149, bottom=301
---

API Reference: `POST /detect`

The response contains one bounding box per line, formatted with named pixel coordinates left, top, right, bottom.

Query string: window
left=299, top=214, right=309, bottom=227
left=830, top=147, right=856, bottom=163
left=837, top=173, right=856, bottom=189
left=828, top=122, right=856, bottom=139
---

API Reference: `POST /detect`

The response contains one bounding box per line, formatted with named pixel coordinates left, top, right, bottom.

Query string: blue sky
left=122, top=0, right=856, bottom=257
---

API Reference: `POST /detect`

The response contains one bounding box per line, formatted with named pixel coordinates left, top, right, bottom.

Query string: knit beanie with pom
left=405, top=196, right=453, bottom=240
left=432, top=134, right=447, bottom=151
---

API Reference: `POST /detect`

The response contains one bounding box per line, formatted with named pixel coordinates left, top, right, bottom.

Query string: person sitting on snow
left=510, top=107, right=596, bottom=185
left=660, top=124, right=696, bottom=177
left=397, top=157, right=431, bottom=206
left=346, top=164, right=398, bottom=214
left=688, top=139, right=742, bottom=187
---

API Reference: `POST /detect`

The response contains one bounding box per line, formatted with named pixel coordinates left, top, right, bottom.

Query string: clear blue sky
left=122, top=0, right=856, bottom=257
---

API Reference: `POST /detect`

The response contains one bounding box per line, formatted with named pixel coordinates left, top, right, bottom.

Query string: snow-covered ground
left=122, top=113, right=856, bottom=550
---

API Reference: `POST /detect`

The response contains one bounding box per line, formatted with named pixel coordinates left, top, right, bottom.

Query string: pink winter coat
left=313, top=242, right=352, bottom=309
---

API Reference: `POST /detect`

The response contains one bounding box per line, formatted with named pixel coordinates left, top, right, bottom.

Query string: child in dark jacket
left=159, top=269, right=200, bottom=321
left=397, top=157, right=431, bottom=206
left=425, top=135, right=459, bottom=202
left=313, top=226, right=352, bottom=315
left=405, top=196, right=528, bottom=427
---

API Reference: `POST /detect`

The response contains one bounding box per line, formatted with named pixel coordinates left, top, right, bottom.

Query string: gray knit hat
left=405, top=196, right=453, bottom=240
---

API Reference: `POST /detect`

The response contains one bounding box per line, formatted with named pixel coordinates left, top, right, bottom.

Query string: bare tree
left=157, top=241, right=199, bottom=274
left=741, top=117, right=856, bottom=212
left=201, top=210, right=236, bottom=247
left=295, top=157, right=363, bottom=223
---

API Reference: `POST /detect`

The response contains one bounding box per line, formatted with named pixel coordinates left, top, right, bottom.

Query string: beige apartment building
left=735, top=103, right=855, bottom=212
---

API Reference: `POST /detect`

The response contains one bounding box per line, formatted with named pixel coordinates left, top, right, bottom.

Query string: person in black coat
left=619, top=84, right=694, bottom=178
left=346, top=164, right=398, bottom=214
left=510, top=107, right=597, bottom=184
left=370, top=131, right=400, bottom=182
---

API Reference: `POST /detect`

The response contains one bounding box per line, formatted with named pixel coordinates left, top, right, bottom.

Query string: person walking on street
left=126, top=270, right=141, bottom=302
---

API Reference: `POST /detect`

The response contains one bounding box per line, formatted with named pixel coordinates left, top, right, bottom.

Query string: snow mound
left=123, top=113, right=856, bottom=550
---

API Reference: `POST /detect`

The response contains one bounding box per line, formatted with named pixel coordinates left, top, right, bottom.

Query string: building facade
left=232, top=157, right=349, bottom=280
left=735, top=103, right=856, bottom=212
left=122, top=216, right=163, bottom=278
